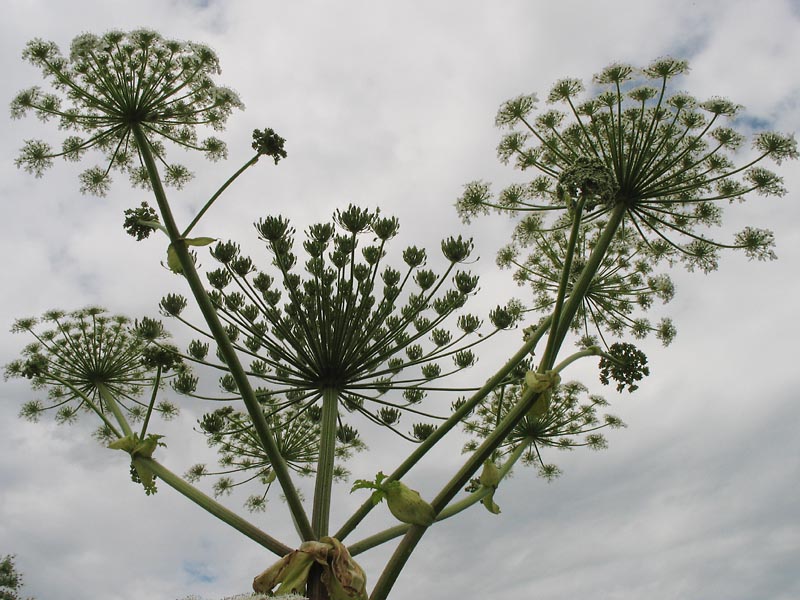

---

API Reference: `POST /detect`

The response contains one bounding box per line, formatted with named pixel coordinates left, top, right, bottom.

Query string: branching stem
left=132, top=124, right=314, bottom=542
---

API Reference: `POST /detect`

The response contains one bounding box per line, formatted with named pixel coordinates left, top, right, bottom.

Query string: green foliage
left=351, top=472, right=435, bottom=526
left=0, top=554, right=32, bottom=600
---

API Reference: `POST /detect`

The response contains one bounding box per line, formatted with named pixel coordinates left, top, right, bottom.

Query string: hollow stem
left=132, top=456, right=292, bottom=556
left=348, top=443, right=526, bottom=556
left=132, top=125, right=314, bottom=541
left=96, top=382, right=133, bottom=437
left=334, top=315, right=552, bottom=541
left=312, top=387, right=339, bottom=537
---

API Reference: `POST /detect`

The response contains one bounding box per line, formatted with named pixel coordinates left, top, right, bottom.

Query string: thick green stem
left=132, top=125, right=314, bottom=541
left=348, top=444, right=526, bottom=556
left=334, top=316, right=552, bottom=541
left=369, top=385, right=540, bottom=600
left=312, top=388, right=339, bottom=537
left=132, top=456, right=292, bottom=556
left=540, top=196, right=586, bottom=368
left=370, top=204, right=628, bottom=600
left=547, top=203, right=627, bottom=364
left=96, top=382, right=133, bottom=437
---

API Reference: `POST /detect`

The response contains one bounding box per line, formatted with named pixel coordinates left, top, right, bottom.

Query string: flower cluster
left=5, top=308, right=181, bottom=437
left=462, top=380, right=625, bottom=481
left=186, top=396, right=366, bottom=512
left=11, top=29, right=243, bottom=195
left=457, top=57, right=797, bottom=271
left=159, top=205, right=522, bottom=497
left=498, top=215, right=676, bottom=346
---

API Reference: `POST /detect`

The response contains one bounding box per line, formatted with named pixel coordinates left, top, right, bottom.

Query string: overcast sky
left=2, top=1, right=799, bottom=599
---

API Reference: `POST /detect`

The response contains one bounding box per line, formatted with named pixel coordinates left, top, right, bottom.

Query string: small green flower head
left=462, top=381, right=625, bottom=478
left=6, top=307, right=181, bottom=428
left=12, top=30, right=244, bottom=195
left=165, top=205, right=511, bottom=478
left=459, top=57, right=797, bottom=270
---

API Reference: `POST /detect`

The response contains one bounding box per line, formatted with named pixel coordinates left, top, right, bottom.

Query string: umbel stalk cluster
left=7, top=29, right=796, bottom=600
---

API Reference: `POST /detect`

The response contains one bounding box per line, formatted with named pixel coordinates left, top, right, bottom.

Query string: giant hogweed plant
left=6, top=30, right=795, bottom=600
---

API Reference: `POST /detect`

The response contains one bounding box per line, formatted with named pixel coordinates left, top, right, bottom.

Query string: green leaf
left=185, top=236, right=216, bottom=247
left=480, top=490, right=501, bottom=515
left=166, top=237, right=216, bottom=273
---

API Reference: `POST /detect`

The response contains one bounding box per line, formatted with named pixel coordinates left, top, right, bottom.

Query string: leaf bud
left=384, top=480, right=436, bottom=526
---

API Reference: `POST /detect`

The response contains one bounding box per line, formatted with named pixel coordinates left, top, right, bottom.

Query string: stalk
left=307, top=388, right=339, bottom=600
left=369, top=203, right=628, bottom=600
left=369, top=384, right=540, bottom=600
left=347, top=443, right=527, bottom=556
left=334, top=316, right=552, bottom=541
left=540, top=196, right=586, bottom=369
left=97, top=382, right=133, bottom=437
left=139, top=365, right=161, bottom=438
left=548, top=203, right=626, bottom=359
left=312, top=387, right=340, bottom=537
left=132, top=456, right=292, bottom=556
left=182, top=155, right=260, bottom=237
left=132, top=125, right=314, bottom=541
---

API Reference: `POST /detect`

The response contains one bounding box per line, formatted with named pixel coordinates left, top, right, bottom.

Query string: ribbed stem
left=132, top=457, right=292, bottom=556
left=348, top=443, right=527, bottom=556
left=132, top=125, right=314, bottom=541
left=334, top=316, right=552, bottom=541
left=369, top=204, right=628, bottom=600
left=312, top=387, right=339, bottom=537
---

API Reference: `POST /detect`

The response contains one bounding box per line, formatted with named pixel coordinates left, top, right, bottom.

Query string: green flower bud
left=525, top=370, right=561, bottom=420
left=478, top=459, right=502, bottom=515
left=384, top=481, right=435, bottom=526
left=479, top=459, right=501, bottom=488
left=351, top=471, right=435, bottom=526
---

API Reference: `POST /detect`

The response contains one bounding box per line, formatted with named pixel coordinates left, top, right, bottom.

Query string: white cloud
left=2, top=1, right=799, bottom=600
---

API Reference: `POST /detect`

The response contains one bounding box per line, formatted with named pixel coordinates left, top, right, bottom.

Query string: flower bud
left=479, top=459, right=501, bottom=488
left=384, top=481, right=436, bottom=527
left=478, top=459, right=502, bottom=514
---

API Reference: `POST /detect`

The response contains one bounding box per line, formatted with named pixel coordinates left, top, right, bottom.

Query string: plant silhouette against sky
left=7, top=30, right=796, bottom=600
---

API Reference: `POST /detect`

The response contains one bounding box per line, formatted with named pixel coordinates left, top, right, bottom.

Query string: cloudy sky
left=1, top=1, right=799, bottom=599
